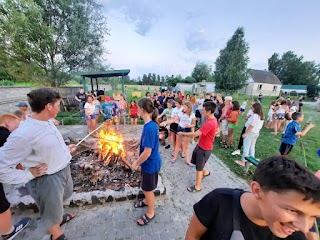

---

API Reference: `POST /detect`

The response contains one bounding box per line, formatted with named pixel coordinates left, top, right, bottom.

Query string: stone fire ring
left=5, top=175, right=165, bottom=212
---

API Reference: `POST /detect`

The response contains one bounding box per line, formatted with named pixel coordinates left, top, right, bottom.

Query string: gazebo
left=77, top=69, right=130, bottom=94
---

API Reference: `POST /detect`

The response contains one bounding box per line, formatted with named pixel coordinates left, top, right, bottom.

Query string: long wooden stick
left=75, top=122, right=106, bottom=147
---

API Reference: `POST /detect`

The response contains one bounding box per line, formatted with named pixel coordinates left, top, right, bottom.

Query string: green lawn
left=212, top=96, right=320, bottom=180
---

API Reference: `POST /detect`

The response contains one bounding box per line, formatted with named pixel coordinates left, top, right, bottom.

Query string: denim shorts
left=85, top=113, right=96, bottom=121
left=177, top=126, right=191, bottom=133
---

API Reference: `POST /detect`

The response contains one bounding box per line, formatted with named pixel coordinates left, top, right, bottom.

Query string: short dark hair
left=292, top=112, right=303, bottom=120
left=27, top=88, right=61, bottom=113
left=254, top=156, right=320, bottom=203
left=281, top=100, right=287, bottom=105
left=203, top=101, right=216, bottom=114
left=232, top=101, right=240, bottom=111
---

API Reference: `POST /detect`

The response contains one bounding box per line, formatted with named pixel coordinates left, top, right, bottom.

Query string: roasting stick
left=75, top=122, right=106, bottom=147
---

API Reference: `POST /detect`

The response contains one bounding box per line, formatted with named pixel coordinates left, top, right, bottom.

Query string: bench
left=244, top=156, right=260, bottom=173
left=61, top=97, right=78, bottom=112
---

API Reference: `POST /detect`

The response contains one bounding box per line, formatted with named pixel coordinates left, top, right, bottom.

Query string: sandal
left=170, top=159, right=176, bottom=164
left=202, top=171, right=211, bottom=179
left=187, top=185, right=201, bottom=193
left=60, top=213, right=76, bottom=226
left=185, top=162, right=194, bottom=167
left=134, top=199, right=148, bottom=208
left=50, top=234, right=68, bottom=240
left=137, top=213, right=156, bottom=226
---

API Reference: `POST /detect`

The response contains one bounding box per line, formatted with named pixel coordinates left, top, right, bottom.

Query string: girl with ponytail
left=131, top=98, right=161, bottom=226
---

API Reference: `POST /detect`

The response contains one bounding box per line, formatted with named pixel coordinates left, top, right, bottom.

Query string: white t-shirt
left=290, top=106, right=297, bottom=112
left=84, top=102, right=95, bottom=115
left=245, top=113, right=264, bottom=133
left=246, top=109, right=253, bottom=118
left=241, top=101, right=247, bottom=109
left=171, top=106, right=183, bottom=124
left=178, top=112, right=195, bottom=128
left=196, top=99, right=204, bottom=111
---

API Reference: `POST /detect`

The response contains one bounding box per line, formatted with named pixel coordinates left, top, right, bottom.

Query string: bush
left=0, top=80, right=15, bottom=86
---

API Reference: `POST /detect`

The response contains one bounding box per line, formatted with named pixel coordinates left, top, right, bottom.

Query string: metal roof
left=77, top=69, right=130, bottom=78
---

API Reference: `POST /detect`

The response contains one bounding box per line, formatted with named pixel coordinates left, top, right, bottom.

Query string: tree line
left=0, top=1, right=319, bottom=96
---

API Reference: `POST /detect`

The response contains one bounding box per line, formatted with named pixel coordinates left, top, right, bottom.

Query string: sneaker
left=2, top=217, right=31, bottom=240
left=231, top=149, right=241, bottom=156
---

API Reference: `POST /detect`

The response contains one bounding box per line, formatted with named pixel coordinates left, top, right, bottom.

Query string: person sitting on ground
left=13, top=109, right=27, bottom=121
left=185, top=156, right=320, bottom=240
left=279, top=112, right=314, bottom=157
left=15, top=101, right=30, bottom=114
left=0, top=88, right=77, bottom=240
left=178, top=102, right=218, bottom=193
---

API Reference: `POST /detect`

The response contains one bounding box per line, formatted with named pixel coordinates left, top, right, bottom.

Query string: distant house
left=240, top=70, right=282, bottom=96
left=176, top=83, right=193, bottom=92
left=281, top=85, right=307, bottom=95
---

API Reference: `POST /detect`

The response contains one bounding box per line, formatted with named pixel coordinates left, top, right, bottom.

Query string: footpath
left=12, top=125, right=249, bottom=240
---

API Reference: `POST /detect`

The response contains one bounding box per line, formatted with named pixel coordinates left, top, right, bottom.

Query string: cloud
left=97, top=0, right=160, bottom=36
left=185, top=28, right=212, bottom=51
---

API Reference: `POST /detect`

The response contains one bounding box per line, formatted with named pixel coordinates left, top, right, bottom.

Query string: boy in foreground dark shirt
left=185, top=156, right=320, bottom=240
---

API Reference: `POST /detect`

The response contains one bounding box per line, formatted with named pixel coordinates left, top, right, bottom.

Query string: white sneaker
left=231, top=149, right=241, bottom=156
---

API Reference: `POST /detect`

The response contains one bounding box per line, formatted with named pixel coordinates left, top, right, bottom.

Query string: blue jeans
left=241, top=132, right=259, bottom=161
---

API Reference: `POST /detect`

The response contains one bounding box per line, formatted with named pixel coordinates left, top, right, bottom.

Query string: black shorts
left=130, top=115, right=138, bottom=118
left=141, top=170, right=159, bottom=191
left=279, top=142, right=294, bottom=156
left=0, top=183, right=10, bottom=213
left=177, top=126, right=191, bottom=133
left=170, top=123, right=178, bottom=133
left=195, top=110, right=201, bottom=118
left=191, top=145, right=211, bottom=171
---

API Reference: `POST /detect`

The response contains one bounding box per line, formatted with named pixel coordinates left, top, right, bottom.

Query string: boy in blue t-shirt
left=279, top=112, right=314, bottom=156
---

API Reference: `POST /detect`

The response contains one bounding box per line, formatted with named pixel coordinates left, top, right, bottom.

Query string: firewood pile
left=69, top=137, right=141, bottom=192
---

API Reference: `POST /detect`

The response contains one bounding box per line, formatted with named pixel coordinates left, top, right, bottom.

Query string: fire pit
left=70, top=125, right=141, bottom=192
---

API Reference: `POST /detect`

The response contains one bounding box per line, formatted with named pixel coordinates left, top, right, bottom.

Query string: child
left=15, top=101, right=30, bottom=114
left=168, top=97, right=184, bottom=151
left=110, top=97, right=119, bottom=130
left=84, top=95, right=96, bottom=133
left=158, top=99, right=173, bottom=148
left=185, top=156, right=320, bottom=239
left=0, top=88, right=76, bottom=240
left=129, top=100, right=138, bottom=130
left=225, top=101, right=240, bottom=148
left=0, top=114, right=32, bottom=239
left=218, top=96, right=232, bottom=145
left=272, top=100, right=287, bottom=135
left=178, top=102, right=218, bottom=192
left=266, top=101, right=276, bottom=129
left=118, top=94, right=128, bottom=127
left=93, top=95, right=101, bottom=125
left=240, top=99, right=248, bottom=116
left=13, top=109, right=27, bottom=121
left=132, top=98, right=161, bottom=227
left=100, top=96, right=113, bottom=121
left=279, top=112, right=314, bottom=156
left=161, top=102, right=196, bottom=166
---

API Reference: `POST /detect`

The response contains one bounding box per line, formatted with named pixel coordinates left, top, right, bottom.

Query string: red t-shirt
left=198, top=118, right=218, bottom=150
left=130, top=105, right=138, bottom=116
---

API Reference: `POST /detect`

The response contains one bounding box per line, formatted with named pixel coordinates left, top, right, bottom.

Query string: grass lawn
left=212, top=96, right=320, bottom=180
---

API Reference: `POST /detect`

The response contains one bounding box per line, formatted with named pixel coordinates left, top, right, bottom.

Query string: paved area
left=11, top=125, right=249, bottom=240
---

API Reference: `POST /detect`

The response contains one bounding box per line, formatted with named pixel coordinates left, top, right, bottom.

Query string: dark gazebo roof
left=78, top=69, right=130, bottom=78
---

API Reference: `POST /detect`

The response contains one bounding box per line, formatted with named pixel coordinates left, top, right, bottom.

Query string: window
left=257, top=84, right=262, bottom=90
left=273, top=86, right=278, bottom=91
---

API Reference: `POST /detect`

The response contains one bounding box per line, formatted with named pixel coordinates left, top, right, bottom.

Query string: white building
left=240, top=70, right=282, bottom=96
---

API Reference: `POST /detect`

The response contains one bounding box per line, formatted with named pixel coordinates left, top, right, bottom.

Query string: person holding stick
left=131, top=98, right=162, bottom=226
left=0, top=88, right=76, bottom=240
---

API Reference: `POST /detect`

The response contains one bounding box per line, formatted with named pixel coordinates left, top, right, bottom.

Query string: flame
left=98, top=125, right=125, bottom=164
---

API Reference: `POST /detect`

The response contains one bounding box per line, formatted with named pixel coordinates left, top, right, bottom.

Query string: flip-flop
left=134, top=199, right=148, bottom=208
left=60, top=213, right=76, bottom=226
left=137, top=213, right=156, bottom=226
left=187, top=185, right=201, bottom=193
left=203, top=172, right=211, bottom=179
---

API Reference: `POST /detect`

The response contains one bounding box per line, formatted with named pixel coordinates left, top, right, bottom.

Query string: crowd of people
left=0, top=87, right=319, bottom=239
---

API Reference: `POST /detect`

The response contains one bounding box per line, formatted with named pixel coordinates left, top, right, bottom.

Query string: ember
left=70, top=126, right=141, bottom=192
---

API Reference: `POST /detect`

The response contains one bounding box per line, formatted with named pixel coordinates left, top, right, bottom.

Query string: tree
left=0, top=0, right=108, bottom=87
left=191, top=62, right=212, bottom=82
left=268, top=51, right=320, bottom=96
left=183, top=76, right=196, bottom=83
left=214, top=27, right=250, bottom=92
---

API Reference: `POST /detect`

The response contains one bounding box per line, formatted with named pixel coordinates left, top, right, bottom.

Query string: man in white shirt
left=0, top=88, right=76, bottom=240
